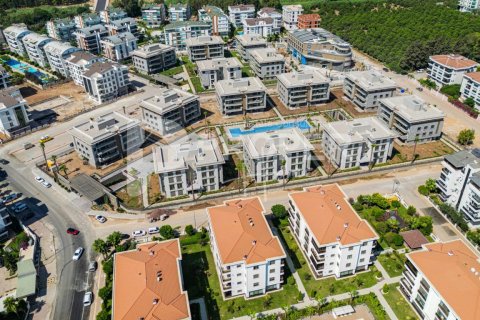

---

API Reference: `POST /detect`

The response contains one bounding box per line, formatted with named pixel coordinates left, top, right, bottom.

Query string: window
left=253, top=282, right=259, bottom=287
left=347, top=255, right=352, bottom=259
left=269, top=268, right=276, bottom=273
left=346, top=263, right=351, bottom=268
left=253, top=274, right=259, bottom=279
left=237, top=273, right=241, bottom=276
left=361, top=250, right=366, bottom=255
left=253, top=266, right=259, bottom=270
left=269, top=277, right=275, bottom=281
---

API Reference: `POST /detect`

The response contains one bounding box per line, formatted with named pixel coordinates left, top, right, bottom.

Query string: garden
left=382, top=284, right=418, bottom=320
left=377, top=252, right=406, bottom=278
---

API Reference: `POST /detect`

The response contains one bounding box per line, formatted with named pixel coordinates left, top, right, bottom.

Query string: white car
left=72, top=247, right=84, bottom=261
left=41, top=181, right=52, bottom=188
left=95, top=215, right=107, bottom=223
left=35, top=176, right=44, bottom=183
left=132, top=230, right=146, bottom=237
left=148, top=227, right=159, bottom=234
left=83, top=292, right=93, bottom=307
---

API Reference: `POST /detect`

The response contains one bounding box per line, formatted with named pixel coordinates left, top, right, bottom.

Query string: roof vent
left=243, top=255, right=248, bottom=260
left=152, top=298, right=159, bottom=305
left=250, top=222, right=255, bottom=227
left=336, top=204, right=341, bottom=210
left=344, top=223, right=349, bottom=228
left=150, top=250, right=155, bottom=256
left=448, top=251, right=454, bottom=256
left=336, top=236, right=341, bottom=241
left=471, top=267, right=476, bottom=273
left=252, top=240, right=257, bottom=245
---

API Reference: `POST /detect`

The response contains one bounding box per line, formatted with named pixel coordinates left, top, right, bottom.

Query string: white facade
left=215, top=77, right=267, bottom=115
left=44, top=41, right=80, bottom=77
left=22, top=33, right=53, bottom=67
left=81, top=62, right=130, bottom=104
left=65, top=51, right=104, bottom=86
left=228, top=4, right=256, bottom=28
left=460, top=72, right=480, bottom=107
left=100, top=32, right=138, bottom=61
left=169, top=4, right=191, bottom=22
left=282, top=5, right=303, bottom=31
left=185, top=35, right=224, bottom=62
left=4, top=24, right=32, bottom=57
left=0, top=67, right=10, bottom=89
left=158, top=21, right=211, bottom=51
left=257, top=7, right=282, bottom=32
left=459, top=0, right=480, bottom=11
left=0, top=88, right=31, bottom=137
left=243, top=18, right=276, bottom=37
left=198, top=6, right=230, bottom=37
left=196, top=57, right=242, bottom=89
left=428, top=54, right=478, bottom=86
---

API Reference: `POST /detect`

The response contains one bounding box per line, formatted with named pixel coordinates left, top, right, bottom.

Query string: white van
left=83, top=292, right=93, bottom=307
left=148, top=227, right=159, bottom=234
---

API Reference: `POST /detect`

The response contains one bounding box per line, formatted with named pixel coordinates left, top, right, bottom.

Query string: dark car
left=67, top=228, right=80, bottom=235
left=0, top=159, right=9, bottom=165
left=2, top=193, right=20, bottom=204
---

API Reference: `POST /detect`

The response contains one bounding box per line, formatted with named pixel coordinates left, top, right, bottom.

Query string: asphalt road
left=1, top=158, right=95, bottom=320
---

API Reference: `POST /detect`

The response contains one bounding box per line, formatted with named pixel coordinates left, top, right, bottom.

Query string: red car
left=67, top=228, right=80, bottom=235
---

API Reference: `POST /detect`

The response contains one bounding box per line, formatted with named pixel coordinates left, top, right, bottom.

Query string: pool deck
left=226, top=118, right=312, bottom=141
left=1, top=55, right=56, bottom=81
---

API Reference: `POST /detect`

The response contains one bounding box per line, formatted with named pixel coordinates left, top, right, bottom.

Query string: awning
left=70, top=173, right=106, bottom=202
left=332, top=305, right=355, bottom=318
left=16, top=259, right=36, bottom=298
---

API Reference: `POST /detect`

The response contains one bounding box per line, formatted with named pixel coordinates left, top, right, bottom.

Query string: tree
left=410, top=216, right=433, bottom=236
left=98, top=284, right=113, bottom=301
left=1, top=249, right=18, bottom=273
left=386, top=218, right=400, bottom=233
left=96, top=309, right=111, bottom=320
left=92, top=239, right=110, bottom=258
left=235, top=161, right=245, bottom=193
left=458, top=129, right=475, bottom=145
left=465, top=97, right=476, bottom=108
left=184, top=225, right=195, bottom=236
left=3, top=297, right=18, bottom=315
left=58, top=163, right=68, bottom=177
left=271, top=204, right=287, bottom=219
left=107, top=231, right=123, bottom=247
left=425, top=178, right=437, bottom=193
left=160, top=225, right=174, bottom=239
left=384, top=232, right=404, bottom=247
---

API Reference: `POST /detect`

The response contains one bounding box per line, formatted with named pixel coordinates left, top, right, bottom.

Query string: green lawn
left=190, top=76, right=205, bottom=93
left=160, top=65, right=184, bottom=76
left=241, top=66, right=254, bottom=77
left=383, top=284, right=419, bottom=320
left=378, top=253, right=406, bottom=278
left=181, top=239, right=300, bottom=320
left=181, top=56, right=196, bottom=77
left=276, top=222, right=380, bottom=299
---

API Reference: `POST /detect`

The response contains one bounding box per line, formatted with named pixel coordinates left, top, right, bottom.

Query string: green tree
left=96, top=309, right=111, bottom=320
left=184, top=225, right=195, bottom=236
left=465, top=97, right=476, bottom=108
left=458, top=129, right=475, bottom=145
left=98, top=284, right=113, bottom=301
left=92, top=239, right=110, bottom=258
left=410, top=216, right=433, bottom=236
left=386, top=218, right=400, bottom=233
left=160, top=225, right=174, bottom=239
left=425, top=178, right=437, bottom=193
left=3, top=297, right=18, bottom=315
left=271, top=204, right=287, bottom=219
left=107, top=231, right=123, bottom=248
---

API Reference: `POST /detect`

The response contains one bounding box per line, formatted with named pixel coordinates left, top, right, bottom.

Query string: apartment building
left=140, top=88, right=200, bottom=136
left=101, top=32, right=138, bottom=61
left=74, top=13, right=101, bottom=28
left=243, top=18, right=277, bottom=37
left=228, top=4, right=256, bottom=27
left=428, top=54, right=478, bottom=86
left=159, top=21, right=211, bottom=51
left=44, top=41, right=80, bottom=77
left=277, top=69, right=330, bottom=109
left=185, top=35, right=224, bottom=62
left=343, top=70, right=397, bottom=111
left=401, top=240, right=480, bottom=320
left=74, top=24, right=109, bottom=54
left=0, top=67, right=10, bottom=89
left=288, top=28, right=353, bottom=70
left=4, top=24, right=32, bottom=57
left=196, top=57, right=242, bottom=89
left=297, top=14, right=320, bottom=29
left=288, top=184, right=379, bottom=278
left=242, top=128, right=314, bottom=182
left=282, top=5, right=303, bottom=31
left=249, top=48, right=285, bottom=80
left=70, top=111, right=144, bottom=168
left=198, top=6, right=230, bottom=37
left=377, top=95, right=445, bottom=143
left=169, top=4, right=191, bottom=22
left=153, top=136, right=224, bottom=197
left=81, top=62, right=130, bottom=104
left=106, top=18, right=139, bottom=38
left=235, top=34, right=268, bottom=62
left=22, top=33, right=53, bottom=67
left=459, top=0, right=480, bottom=11
left=0, top=87, right=31, bottom=137
left=142, top=4, right=167, bottom=28
left=99, top=7, right=127, bottom=24
left=257, top=7, right=282, bottom=33
left=112, top=239, right=191, bottom=320
left=436, top=149, right=480, bottom=225
left=65, top=51, right=104, bottom=86
left=215, top=77, right=267, bottom=116
left=460, top=72, right=480, bottom=107
left=46, top=18, right=77, bottom=42
left=131, top=43, right=176, bottom=75
left=208, top=197, right=286, bottom=298
left=322, top=117, right=397, bottom=169
left=0, top=206, right=12, bottom=241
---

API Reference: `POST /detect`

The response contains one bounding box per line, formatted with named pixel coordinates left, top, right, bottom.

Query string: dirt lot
left=386, top=140, right=455, bottom=165
left=20, top=82, right=88, bottom=105
left=198, top=101, right=278, bottom=125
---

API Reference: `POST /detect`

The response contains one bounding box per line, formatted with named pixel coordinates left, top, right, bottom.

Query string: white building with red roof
left=460, top=71, right=480, bottom=107
left=428, top=54, right=478, bottom=86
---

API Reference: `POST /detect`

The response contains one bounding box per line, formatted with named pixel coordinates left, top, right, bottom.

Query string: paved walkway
left=190, top=297, right=208, bottom=320
left=272, top=107, right=285, bottom=121
left=182, top=65, right=196, bottom=93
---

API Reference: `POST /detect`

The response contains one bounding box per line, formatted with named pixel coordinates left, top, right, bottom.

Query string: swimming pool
left=229, top=120, right=311, bottom=138
left=3, top=58, right=50, bottom=83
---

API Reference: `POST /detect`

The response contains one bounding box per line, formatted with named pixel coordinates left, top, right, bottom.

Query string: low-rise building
left=140, top=88, right=200, bottom=135
left=401, top=240, right=480, bottom=320
left=460, top=72, right=480, bottom=107
left=198, top=6, right=230, bottom=37
left=243, top=18, right=277, bottom=37
left=74, top=24, right=109, bottom=55
left=196, top=57, right=242, bottom=89
left=0, top=87, right=31, bottom=137
left=131, top=43, right=176, bottom=75
left=322, top=117, right=397, bottom=169
left=257, top=7, right=282, bottom=33
left=436, top=149, right=480, bottom=225
left=99, top=7, right=127, bottom=24
left=297, top=13, right=320, bottom=29
left=101, top=32, right=138, bottom=61
left=343, top=70, right=397, bottom=111
left=459, top=0, right=480, bottom=12
left=287, top=28, right=353, bottom=70
left=282, top=5, right=303, bottom=31
left=22, top=33, right=53, bottom=67
left=0, top=67, right=10, bottom=89
left=228, top=4, right=255, bottom=28
left=112, top=239, right=191, bottom=320
left=185, top=35, right=224, bottom=62
left=4, top=24, right=32, bottom=57
left=242, top=128, right=313, bottom=182
left=70, top=111, right=144, bottom=168
left=208, top=197, right=286, bottom=298
left=377, top=95, right=445, bottom=143
left=215, top=77, right=267, bottom=116
left=106, top=18, right=139, bottom=38
left=428, top=54, right=478, bottom=86
left=44, top=41, right=80, bottom=77
left=277, top=69, right=330, bottom=109
left=235, top=34, right=268, bottom=62
left=65, top=51, right=104, bottom=86
left=249, top=48, right=285, bottom=80
left=46, top=18, right=77, bottom=42
left=81, top=62, right=130, bottom=104
left=288, top=184, right=378, bottom=278
left=74, top=13, right=101, bottom=29
left=142, top=4, right=166, bottom=28
left=153, top=136, right=224, bottom=197
left=0, top=206, right=12, bottom=241
left=169, top=3, right=191, bottom=22
left=159, top=21, right=211, bottom=51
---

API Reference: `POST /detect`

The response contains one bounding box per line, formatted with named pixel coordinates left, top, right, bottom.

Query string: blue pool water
left=3, top=58, right=49, bottom=83
left=229, top=120, right=311, bottom=138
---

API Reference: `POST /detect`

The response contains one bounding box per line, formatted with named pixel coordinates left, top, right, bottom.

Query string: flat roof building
left=169, top=3, right=191, bottom=22
left=215, top=77, right=267, bottom=116
left=105, top=18, right=139, bottom=38
left=159, top=21, right=211, bottom=51
left=46, top=18, right=77, bottom=42
left=249, top=48, right=285, bottom=80
left=0, top=87, right=31, bottom=137
left=65, top=51, right=104, bottom=86
left=74, top=24, right=109, bottom=55
left=282, top=5, right=303, bottom=31
left=243, top=18, right=277, bottom=38
left=100, top=32, right=138, bottom=61
left=235, top=34, right=268, bottom=62
left=277, top=69, right=330, bottom=109
left=428, top=54, right=478, bottom=86
left=81, top=61, right=130, bottom=104
left=74, top=13, right=101, bottom=28
left=132, top=43, right=176, bottom=75
left=44, top=41, right=81, bottom=77
left=228, top=4, right=255, bottom=28
left=196, top=57, right=242, bottom=89
left=185, top=35, right=224, bottom=62
left=142, top=4, right=167, bottom=28
left=297, top=13, right=320, bottom=29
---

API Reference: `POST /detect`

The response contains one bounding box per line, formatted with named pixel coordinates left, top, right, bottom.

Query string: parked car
left=0, top=159, right=9, bottom=164
left=39, top=135, right=53, bottom=143
left=83, top=292, right=93, bottom=307
left=41, top=181, right=52, bottom=188
left=148, top=227, right=159, bottom=234
left=35, top=176, right=44, bottom=183
left=23, top=143, right=34, bottom=150
left=13, top=202, right=27, bottom=213
left=2, top=193, right=20, bottom=204
left=72, top=247, right=84, bottom=261
left=95, top=215, right=107, bottom=223
left=160, top=214, right=168, bottom=221
left=132, top=230, right=146, bottom=237
left=67, top=228, right=80, bottom=235
left=88, top=261, right=97, bottom=272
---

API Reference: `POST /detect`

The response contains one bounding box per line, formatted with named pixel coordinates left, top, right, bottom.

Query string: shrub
left=418, top=185, right=429, bottom=196
left=391, top=200, right=401, bottom=208
left=353, top=202, right=364, bottom=211
left=458, top=129, right=475, bottom=145
left=375, top=221, right=388, bottom=235
left=184, top=225, right=195, bottom=236
left=407, top=206, right=417, bottom=216
left=384, top=232, right=404, bottom=247
left=410, top=216, right=433, bottom=236
left=271, top=204, right=287, bottom=219
left=287, top=276, right=295, bottom=285
left=160, top=225, right=175, bottom=239
left=382, top=283, right=390, bottom=294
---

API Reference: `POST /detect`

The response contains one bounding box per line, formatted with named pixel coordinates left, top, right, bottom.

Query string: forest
left=0, top=0, right=87, bottom=11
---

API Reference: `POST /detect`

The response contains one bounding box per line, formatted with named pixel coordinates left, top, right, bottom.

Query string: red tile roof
left=430, top=54, right=478, bottom=70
